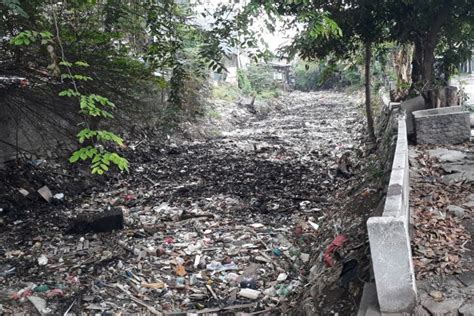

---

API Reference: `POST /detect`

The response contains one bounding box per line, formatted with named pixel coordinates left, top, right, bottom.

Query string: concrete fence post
left=367, top=217, right=417, bottom=313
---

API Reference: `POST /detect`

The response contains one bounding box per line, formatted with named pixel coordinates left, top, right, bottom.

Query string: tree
left=392, top=44, right=414, bottom=101
left=435, top=14, right=474, bottom=84
left=387, top=0, right=473, bottom=90
left=262, top=0, right=389, bottom=143
left=1, top=0, right=259, bottom=172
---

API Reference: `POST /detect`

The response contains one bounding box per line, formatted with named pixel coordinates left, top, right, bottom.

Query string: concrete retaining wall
left=0, top=107, right=75, bottom=167
left=400, top=96, right=427, bottom=135
left=367, top=118, right=417, bottom=313
left=413, top=106, right=471, bottom=144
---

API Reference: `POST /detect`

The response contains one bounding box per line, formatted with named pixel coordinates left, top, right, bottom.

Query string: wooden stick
left=115, top=284, right=163, bottom=315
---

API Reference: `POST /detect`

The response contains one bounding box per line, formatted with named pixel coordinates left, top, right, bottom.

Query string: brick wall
left=413, top=107, right=470, bottom=144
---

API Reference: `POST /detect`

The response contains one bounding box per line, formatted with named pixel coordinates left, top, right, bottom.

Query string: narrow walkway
left=409, top=144, right=474, bottom=315
left=451, top=73, right=474, bottom=108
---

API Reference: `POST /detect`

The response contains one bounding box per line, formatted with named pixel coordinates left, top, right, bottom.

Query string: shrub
left=212, top=84, right=240, bottom=102
left=245, top=63, right=280, bottom=94
left=294, top=60, right=362, bottom=91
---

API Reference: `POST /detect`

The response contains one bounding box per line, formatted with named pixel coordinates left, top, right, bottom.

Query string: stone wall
left=413, top=106, right=471, bottom=144
left=367, top=118, right=417, bottom=313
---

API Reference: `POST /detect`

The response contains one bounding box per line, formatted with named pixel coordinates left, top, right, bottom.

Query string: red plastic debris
left=123, top=194, right=136, bottom=201
left=11, top=289, right=33, bottom=300
left=323, top=235, right=348, bottom=267
left=164, top=237, right=175, bottom=244
left=66, top=274, right=80, bottom=285
left=19, top=79, right=29, bottom=88
left=46, top=288, right=64, bottom=298
left=294, top=224, right=303, bottom=236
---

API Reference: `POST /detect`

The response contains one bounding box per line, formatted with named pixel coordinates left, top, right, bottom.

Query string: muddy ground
left=0, top=91, right=385, bottom=315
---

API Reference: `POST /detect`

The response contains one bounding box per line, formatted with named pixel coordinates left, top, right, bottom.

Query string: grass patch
left=206, top=108, right=221, bottom=119
left=213, top=84, right=240, bottom=102
left=256, top=89, right=281, bottom=101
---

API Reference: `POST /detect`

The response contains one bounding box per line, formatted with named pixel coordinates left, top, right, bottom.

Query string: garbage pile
left=0, top=91, right=376, bottom=315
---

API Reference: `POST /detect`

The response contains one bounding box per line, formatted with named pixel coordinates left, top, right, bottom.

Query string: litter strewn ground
left=0, top=91, right=381, bottom=315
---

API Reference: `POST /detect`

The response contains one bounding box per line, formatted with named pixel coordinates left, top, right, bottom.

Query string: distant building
left=266, top=62, right=295, bottom=91
left=189, top=0, right=295, bottom=86
left=189, top=0, right=250, bottom=85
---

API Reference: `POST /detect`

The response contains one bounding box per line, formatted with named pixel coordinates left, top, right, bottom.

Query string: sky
left=192, top=0, right=298, bottom=54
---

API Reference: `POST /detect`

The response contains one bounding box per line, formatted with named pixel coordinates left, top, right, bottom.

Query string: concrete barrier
left=413, top=106, right=471, bottom=144
left=367, top=118, right=417, bottom=313
left=400, top=96, right=426, bottom=135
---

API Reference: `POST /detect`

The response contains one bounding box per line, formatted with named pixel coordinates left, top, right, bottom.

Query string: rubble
left=37, top=186, right=53, bottom=203
left=459, top=303, right=474, bottom=315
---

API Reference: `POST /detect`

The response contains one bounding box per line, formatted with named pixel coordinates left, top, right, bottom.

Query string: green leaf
left=39, top=31, right=53, bottom=39
left=69, top=151, right=81, bottom=163
left=59, top=89, right=80, bottom=97
left=74, top=74, right=93, bottom=81
left=74, top=61, right=90, bottom=67
left=80, top=96, right=89, bottom=110
left=59, top=61, right=73, bottom=67
left=61, top=74, right=74, bottom=80
left=101, top=110, right=114, bottom=118
left=2, top=0, right=28, bottom=17
left=92, top=155, right=101, bottom=163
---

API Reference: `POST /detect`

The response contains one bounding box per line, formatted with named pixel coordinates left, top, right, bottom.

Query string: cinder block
left=413, top=107, right=470, bottom=144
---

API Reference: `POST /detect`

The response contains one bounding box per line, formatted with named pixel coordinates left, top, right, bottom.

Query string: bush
left=214, top=63, right=283, bottom=102
left=294, top=60, right=362, bottom=91
left=237, top=63, right=282, bottom=99
left=245, top=63, right=280, bottom=94
left=295, top=62, right=321, bottom=91
left=257, top=89, right=280, bottom=100
left=237, top=69, right=253, bottom=95
left=212, top=84, right=240, bottom=102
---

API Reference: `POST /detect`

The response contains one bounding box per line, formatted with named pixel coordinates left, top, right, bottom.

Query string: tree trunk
left=445, top=86, right=458, bottom=106
left=392, top=43, right=413, bottom=101
left=412, top=7, right=449, bottom=92
left=421, top=41, right=436, bottom=87
left=410, top=39, right=423, bottom=92
left=419, top=39, right=438, bottom=104
left=365, top=41, right=375, bottom=143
